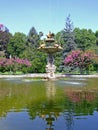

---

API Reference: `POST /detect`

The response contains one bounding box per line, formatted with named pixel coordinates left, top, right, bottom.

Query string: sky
left=0, top=0, right=98, bottom=36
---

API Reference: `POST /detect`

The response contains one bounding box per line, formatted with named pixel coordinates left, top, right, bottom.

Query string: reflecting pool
left=0, top=77, right=98, bottom=130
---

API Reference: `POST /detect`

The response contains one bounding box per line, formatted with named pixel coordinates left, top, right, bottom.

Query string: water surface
left=0, top=77, right=98, bottom=130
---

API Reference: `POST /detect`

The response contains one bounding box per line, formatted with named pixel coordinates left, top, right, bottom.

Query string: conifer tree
left=61, top=14, right=76, bottom=72
left=62, top=14, right=76, bottom=59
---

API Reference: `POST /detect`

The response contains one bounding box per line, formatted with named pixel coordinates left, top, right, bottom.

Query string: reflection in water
left=0, top=78, right=98, bottom=130
left=64, top=111, right=74, bottom=130
left=64, top=89, right=98, bottom=130
left=46, top=81, right=56, bottom=99
left=45, top=81, right=56, bottom=129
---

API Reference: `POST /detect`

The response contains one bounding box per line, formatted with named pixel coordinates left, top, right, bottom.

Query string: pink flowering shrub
left=0, top=57, right=31, bottom=73
left=64, top=50, right=96, bottom=74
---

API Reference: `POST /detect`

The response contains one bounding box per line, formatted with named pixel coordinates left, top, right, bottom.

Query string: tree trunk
left=79, top=67, right=84, bottom=74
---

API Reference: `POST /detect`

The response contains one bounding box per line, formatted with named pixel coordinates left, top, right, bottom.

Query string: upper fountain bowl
left=38, top=32, right=63, bottom=53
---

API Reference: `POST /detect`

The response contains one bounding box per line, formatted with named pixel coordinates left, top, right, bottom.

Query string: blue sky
left=0, top=0, right=98, bottom=36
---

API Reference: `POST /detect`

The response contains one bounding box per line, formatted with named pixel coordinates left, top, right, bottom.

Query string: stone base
left=46, top=64, right=56, bottom=79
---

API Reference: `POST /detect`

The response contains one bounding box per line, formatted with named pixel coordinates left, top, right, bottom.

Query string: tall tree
left=22, top=27, right=46, bottom=73
left=62, top=14, right=76, bottom=59
left=27, top=27, right=43, bottom=48
left=60, top=15, right=76, bottom=72
left=0, top=31, right=12, bottom=56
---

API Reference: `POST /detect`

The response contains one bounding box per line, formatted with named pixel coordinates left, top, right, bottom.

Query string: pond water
left=0, top=77, right=98, bottom=130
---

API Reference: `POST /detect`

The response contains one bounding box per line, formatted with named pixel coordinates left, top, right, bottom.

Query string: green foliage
left=26, top=51, right=46, bottom=73
left=55, top=31, right=64, bottom=46
left=74, top=28, right=96, bottom=51
left=54, top=52, right=63, bottom=72
left=27, top=26, right=43, bottom=48
left=21, top=27, right=46, bottom=73
left=94, top=30, right=98, bottom=54
left=54, top=32, right=64, bottom=72
left=15, top=45, right=46, bottom=73
left=7, top=32, right=27, bottom=57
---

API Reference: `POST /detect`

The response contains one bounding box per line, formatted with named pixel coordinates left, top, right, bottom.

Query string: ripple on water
left=58, top=80, right=86, bottom=87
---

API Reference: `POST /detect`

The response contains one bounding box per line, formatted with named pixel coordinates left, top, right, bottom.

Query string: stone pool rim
left=0, top=73, right=98, bottom=79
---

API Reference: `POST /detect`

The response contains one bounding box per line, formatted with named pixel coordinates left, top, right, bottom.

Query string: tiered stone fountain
left=38, top=32, right=63, bottom=79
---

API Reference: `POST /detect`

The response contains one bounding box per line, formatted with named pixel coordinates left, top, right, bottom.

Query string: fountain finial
left=46, top=31, right=54, bottom=39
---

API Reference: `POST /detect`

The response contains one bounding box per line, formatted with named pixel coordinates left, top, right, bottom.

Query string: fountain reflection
left=46, top=81, right=56, bottom=99
left=43, top=81, right=57, bottom=129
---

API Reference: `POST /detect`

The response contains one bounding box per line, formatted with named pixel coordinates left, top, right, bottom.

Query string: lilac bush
left=0, top=57, right=31, bottom=73
left=64, top=50, right=96, bottom=74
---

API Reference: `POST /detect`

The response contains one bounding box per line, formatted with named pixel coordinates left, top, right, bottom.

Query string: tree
left=64, top=50, right=96, bottom=74
left=53, top=31, right=64, bottom=72
left=27, top=27, right=43, bottom=48
left=62, top=14, right=76, bottom=59
left=7, top=32, right=27, bottom=57
left=22, top=27, right=46, bottom=73
left=55, top=31, right=64, bottom=46
left=59, top=15, right=76, bottom=72
left=95, top=30, right=98, bottom=45
left=74, top=28, right=96, bottom=52
left=0, top=24, right=12, bottom=57
left=95, top=30, right=98, bottom=54
left=0, top=31, right=12, bottom=56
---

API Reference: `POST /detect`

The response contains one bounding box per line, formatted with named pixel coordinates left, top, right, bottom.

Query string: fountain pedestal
left=46, top=53, right=56, bottom=78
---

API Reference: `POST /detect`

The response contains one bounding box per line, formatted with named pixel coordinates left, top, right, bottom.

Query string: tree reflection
left=64, top=110, right=74, bottom=130
left=63, top=97, right=74, bottom=130
left=63, top=89, right=98, bottom=130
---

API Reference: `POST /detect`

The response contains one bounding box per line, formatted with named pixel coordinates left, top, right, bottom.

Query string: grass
left=0, top=71, right=23, bottom=75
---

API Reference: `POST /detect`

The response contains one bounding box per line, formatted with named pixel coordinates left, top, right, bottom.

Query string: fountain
left=38, top=32, right=63, bottom=79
